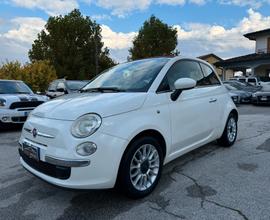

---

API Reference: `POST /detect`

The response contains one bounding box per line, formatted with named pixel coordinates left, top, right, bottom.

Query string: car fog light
left=2, top=116, right=10, bottom=122
left=76, top=142, right=97, bottom=156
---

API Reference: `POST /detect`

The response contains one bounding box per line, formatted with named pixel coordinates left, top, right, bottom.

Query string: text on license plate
left=261, top=97, right=267, bottom=101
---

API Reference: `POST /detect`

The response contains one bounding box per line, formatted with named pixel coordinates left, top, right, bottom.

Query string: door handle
left=209, top=98, right=217, bottom=103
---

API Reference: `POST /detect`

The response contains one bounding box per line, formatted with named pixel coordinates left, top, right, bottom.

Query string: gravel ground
left=0, top=105, right=270, bottom=220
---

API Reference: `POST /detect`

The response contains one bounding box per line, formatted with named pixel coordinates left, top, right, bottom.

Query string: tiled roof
left=198, top=53, right=223, bottom=61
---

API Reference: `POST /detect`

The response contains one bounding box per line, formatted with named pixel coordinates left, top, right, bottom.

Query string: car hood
left=229, top=92, right=238, bottom=97
left=31, top=92, right=147, bottom=120
left=0, top=94, right=48, bottom=107
left=232, top=90, right=251, bottom=97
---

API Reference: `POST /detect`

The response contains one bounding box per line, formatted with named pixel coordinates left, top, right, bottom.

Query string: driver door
left=160, top=60, right=216, bottom=154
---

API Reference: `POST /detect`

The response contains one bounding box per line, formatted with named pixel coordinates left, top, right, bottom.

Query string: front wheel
left=117, top=136, right=163, bottom=198
left=217, top=113, right=238, bottom=147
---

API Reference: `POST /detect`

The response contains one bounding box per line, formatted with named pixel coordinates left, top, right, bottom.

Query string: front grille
left=10, top=101, right=44, bottom=109
left=19, top=149, right=71, bottom=180
left=11, top=116, right=27, bottom=123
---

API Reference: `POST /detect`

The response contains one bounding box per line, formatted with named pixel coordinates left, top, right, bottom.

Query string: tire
left=117, top=136, right=164, bottom=198
left=217, top=113, right=238, bottom=147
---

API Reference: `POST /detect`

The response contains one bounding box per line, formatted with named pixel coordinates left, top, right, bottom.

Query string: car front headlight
left=252, top=93, right=257, bottom=98
left=0, top=98, right=6, bottom=107
left=71, top=114, right=102, bottom=138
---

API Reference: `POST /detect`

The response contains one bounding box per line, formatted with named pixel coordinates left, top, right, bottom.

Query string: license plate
left=22, top=142, right=40, bottom=161
left=261, top=97, right=267, bottom=101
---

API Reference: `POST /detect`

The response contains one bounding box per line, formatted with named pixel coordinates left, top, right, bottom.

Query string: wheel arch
left=126, top=129, right=167, bottom=159
left=230, top=108, right=238, bottom=121
left=115, top=129, right=167, bottom=186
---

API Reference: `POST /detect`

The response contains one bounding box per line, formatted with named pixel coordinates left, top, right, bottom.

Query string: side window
left=165, top=60, right=205, bottom=90
left=48, top=82, right=57, bottom=91
left=248, top=78, right=256, bottom=83
left=200, top=63, right=221, bottom=85
left=57, top=82, right=66, bottom=90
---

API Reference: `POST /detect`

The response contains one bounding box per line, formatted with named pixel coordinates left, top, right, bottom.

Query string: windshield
left=82, top=58, right=169, bottom=92
left=0, top=81, right=33, bottom=94
left=66, top=81, right=89, bottom=91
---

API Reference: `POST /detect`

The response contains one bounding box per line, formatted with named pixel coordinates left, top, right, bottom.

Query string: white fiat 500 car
left=19, top=57, right=238, bottom=198
left=0, top=80, right=48, bottom=127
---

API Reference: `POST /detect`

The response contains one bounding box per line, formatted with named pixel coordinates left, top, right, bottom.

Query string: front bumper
left=0, top=109, right=31, bottom=123
left=19, top=116, right=128, bottom=189
left=252, top=96, right=270, bottom=104
left=240, top=97, right=251, bottom=103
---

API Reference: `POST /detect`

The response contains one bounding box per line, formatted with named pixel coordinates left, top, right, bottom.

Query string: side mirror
left=174, top=78, right=197, bottom=90
left=171, top=78, right=196, bottom=101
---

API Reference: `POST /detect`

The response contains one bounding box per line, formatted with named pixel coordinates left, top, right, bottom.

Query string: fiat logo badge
left=32, top=128, right=38, bottom=138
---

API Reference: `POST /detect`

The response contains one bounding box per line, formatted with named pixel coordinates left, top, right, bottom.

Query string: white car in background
left=19, top=57, right=238, bottom=198
left=0, top=80, right=48, bottom=127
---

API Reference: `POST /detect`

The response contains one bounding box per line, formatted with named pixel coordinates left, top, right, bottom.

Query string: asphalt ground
left=1, top=105, right=270, bottom=220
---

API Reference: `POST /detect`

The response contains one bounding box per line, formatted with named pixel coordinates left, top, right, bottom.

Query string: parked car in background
left=223, top=80, right=261, bottom=93
left=0, top=80, right=48, bottom=127
left=229, top=77, right=260, bottom=86
left=224, top=84, right=252, bottom=103
left=252, top=87, right=270, bottom=105
left=19, top=57, right=238, bottom=198
left=46, top=79, right=89, bottom=99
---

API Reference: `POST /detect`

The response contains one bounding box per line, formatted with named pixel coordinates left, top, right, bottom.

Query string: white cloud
left=219, top=0, right=266, bottom=8
left=3, top=17, right=46, bottom=43
left=0, top=17, right=46, bottom=63
left=10, top=0, right=78, bottom=15
left=101, top=25, right=137, bottom=50
left=156, top=0, right=186, bottom=5
left=156, top=0, right=206, bottom=6
left=91, top=14, right=112, bottom=21
left=94, top=0, right=152, bottom=17
left=88, top=0, right=206, bottom=17
left=174, top=9, right=270, bottom=56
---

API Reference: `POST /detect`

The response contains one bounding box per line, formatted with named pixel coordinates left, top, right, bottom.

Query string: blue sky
left=0, top=0, right=270, bottom=63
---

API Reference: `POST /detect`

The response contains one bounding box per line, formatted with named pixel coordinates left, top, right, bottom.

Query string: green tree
left=23, top=61, right=57, bottom=92
left=29, top=9, right=116, bottom=80
left=0, top=61, right=23, bottom=80
left=129, top=15, right=179, bottom=60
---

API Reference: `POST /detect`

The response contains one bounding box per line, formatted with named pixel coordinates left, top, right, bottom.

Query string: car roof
left=0, top=79, right=23, bottom=82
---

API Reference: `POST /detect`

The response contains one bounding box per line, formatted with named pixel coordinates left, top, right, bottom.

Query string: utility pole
left=94, top=28, right=99, bottom=76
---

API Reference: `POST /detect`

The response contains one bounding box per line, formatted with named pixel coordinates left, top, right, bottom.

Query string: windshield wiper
left=81, top=87, right=126, bottom=93
left=14, top=92, right=31, bottom=94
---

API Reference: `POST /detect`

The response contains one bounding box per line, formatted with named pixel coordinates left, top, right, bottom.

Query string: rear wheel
left=218, top=113, right=238, bottom=147
left=117, top=136, right=163, bottom=198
